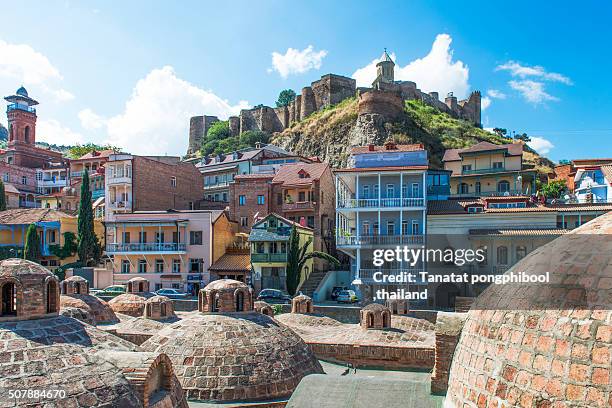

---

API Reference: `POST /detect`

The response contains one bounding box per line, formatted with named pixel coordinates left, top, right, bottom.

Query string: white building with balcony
left=36, top=165, right=69, bottom=196
left=335, top=142, right=429, bottom=299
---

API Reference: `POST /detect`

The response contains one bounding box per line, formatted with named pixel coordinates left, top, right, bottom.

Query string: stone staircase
left=298, top=270, right=329, bottom=297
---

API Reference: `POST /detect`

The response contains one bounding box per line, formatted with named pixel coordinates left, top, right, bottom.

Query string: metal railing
left=282, top=201, right=315, bottom=211
left=251, top=253, right=288, bottom=263
left=449, top=190, right=525, bottom=198
left=204, top=181, right=230, bottom=189
left=462, top=167, right=507, bottom=175
left=7, top=103, right=36, bottom=113
left=338, top=197, right=425, bottom=209
left=91, top=190, right=105, bottom=200
left=108, top=200, right=132, bottom=209
left=336, top=234, right=424, bottom=246
left=106, top=243, right=187, bottom=252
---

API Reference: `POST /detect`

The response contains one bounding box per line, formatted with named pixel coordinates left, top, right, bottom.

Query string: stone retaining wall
left=309, top=343, right=435, bottom=370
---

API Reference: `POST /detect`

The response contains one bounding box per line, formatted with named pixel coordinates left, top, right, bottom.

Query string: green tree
left=538, top=179, right=567, bottom=199
left=77, top=170, right=102, bottom=266
left=492, top=128, right=507, bottom=137
left=238, top=130, right=269, bottom=148
left=514, top=132, right=531, bottom=142
left=23, top=223, right=42, bottom=262
left=285, top=225, right=340, bottom=296
left=0, top=179, right=6, bottom=211
left=276, top=89, right=296, bottom=107
left=68, top=143, right=120, bottom=159
left=206, top=121, right=231, bottom=141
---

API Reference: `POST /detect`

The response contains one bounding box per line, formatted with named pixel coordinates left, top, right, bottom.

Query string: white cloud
left=509, top=80, right=558, bottom=104
left=487, top=89, right=506, bottom=99
left=0, top=39, right=74, bottom=102
left=89, top=66, right=248, bottom=155
left=37, top=119, right=84, bottom=145
left=270, top=45, right=328, bottom=78
left=78, top=108, right=105, bottom=130
left=481, top=96, right=491, bottom=111
left=528, top=136, right=554, bottom=154
left=351, top=34, right=470, bottom=99
left=496, top=61, right=572, bottom=85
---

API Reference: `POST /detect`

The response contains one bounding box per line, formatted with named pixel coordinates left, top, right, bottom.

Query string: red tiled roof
left=272, top=162, right=329, bottom=186
left=443, top=142, right=523, bottom=162
left=0, top=208, right=75, bottom=224
left=600, top=165, right=612, bottom=184
left=351, top=143, right=424, bottom=155
left=3, top=183, right=19, bottom=195
left=74, top=149, right=118, bottom=161
left=209, top=252, right=251, bottom=272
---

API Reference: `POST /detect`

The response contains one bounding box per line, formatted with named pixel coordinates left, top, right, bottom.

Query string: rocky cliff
left=272, top=98, right=554, bottom=174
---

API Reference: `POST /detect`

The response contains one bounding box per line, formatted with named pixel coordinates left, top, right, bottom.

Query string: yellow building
left=248, top=213, right=314, bottom=293
left=0, top=208, right=104, bottom=270
left=443, top=141, right=537, bottom=197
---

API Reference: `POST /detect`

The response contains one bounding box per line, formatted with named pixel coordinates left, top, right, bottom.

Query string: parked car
left=155, top=288, right=189, bottom=300
left=330, top=286, right=348, bottom=301
left=336, top=290, right=358, bottom=303
left=88, top=288, right=102, bottom=296
left=257, top=289, right=291, bottom=304
left=95, top=285, right=126, bottom=299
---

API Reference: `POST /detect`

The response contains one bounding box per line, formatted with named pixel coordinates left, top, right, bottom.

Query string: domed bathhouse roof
left=291, top=294, right=314, bottom=314
left=0, top=259, right=188, bottom=407
left=144, top=295, right=176, bottom=321
left=141, top=279, right=323, bottom=403
left=109, top=277, right=155, bottom=317
left=360, top=303, right=392, bottom=330
left=254, top=300, right=274, bottom=316
left=60, top=276, right=119, bottom=325
left=446, top=213, right=612, bottom=407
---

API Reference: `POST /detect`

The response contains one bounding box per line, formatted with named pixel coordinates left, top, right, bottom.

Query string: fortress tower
left=372, top=49, right=395, bottom=88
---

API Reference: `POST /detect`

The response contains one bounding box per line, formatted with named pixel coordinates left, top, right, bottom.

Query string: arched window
left=367, top=312, right=374, bottom=327
left=457, top=183, right=469, bottom=194
left=212, top=293, right=220, bottom=312
left=382, top=312, right=390, bottom=327
left=139, top=282, right=144, bottom=292
left=8, top=124, right=13, bottom=141
left=516, top=246, right=527, bottom=261
left=1, top=283, right=17, bottom=316
left=24, top=126, right=30, bottom=143
left=74, top=282, right=81, bottom=295
left=497, top=180, right=510, bottom=193
left=475, top=182, right=481, bottom=194
left=160, top=303, right=167, bottom=317
left=235, top=291, right=244, bottom=312
left=46, top=281, right=58, bottom=313
left=497, top=246, right=508, bottom=265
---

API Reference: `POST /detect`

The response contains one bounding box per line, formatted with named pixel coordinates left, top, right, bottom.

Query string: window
left=373, top=222, right=379, bottom=235
left=139, top=231, right=147, bottom=243
left=172, top=259, right=181, bottom=273
left=2, top=173, right=8, bottom=182
left=462, top=164, right=472, bottom=173
left=239, top=195, right=246, bottom=206
left=475, top=182, right=481, bottom=194
left=21, top=176, right=27, bottom=185
left=123, top=232, right=131, bottom=243
left=458, top=183, right=469, bottom=194
left=189, top=258, right=203, bottom=273
left=171, top=283, right=180, bottom=289
left=497, top=180, right=510, bottom=193
left=321, top=191, right=324, bottom=204
left=307, top=216, right=315, bottom=228
left=190, top=231, right=203, bottom=245
left=172, top=231, right=179, bottom=243
left=1, top=282, right=17, bottom=316
left=155, top=232, right=165, bottom=244
left=363, top=185, right=370, bottom=198
left=170, top=176, right=176, bottom=187
left=257, top=195, right=265, bottom=205
left=497, top=246, right=508, bottom=265
left=362, top=221, right=370, bottom=235
left=492, top=162, right=503, bottom=169
left=411, top=221, right=419, bottom=235
left=478, top=246, right=488, bottom=265
left=386, top=221, right=395, bottom=235
left=121, top=260, right=130, bottom=274
left=298, top=191, right=306, bottom=202
left=401, top=220, right=408, bottom=235
left=240, top=217, right=248, bottom=227
left=48, top=230, right=56, bottom=243
left=516, top=246, right=527, bottom=261
left=386, top=184, right=394, bottom=198
left=373, top=184, right=379, bottom=198
left=276, top=193, right=283, bottom=205
left=412, top=183, right=419, bottom=198
left=138, top=260, right=147, bottom=273
left=155, top=259, right=164, bottom=273
left=468, top=206, right=484, bottom=213
left=189, top=201, right=194, bottom=210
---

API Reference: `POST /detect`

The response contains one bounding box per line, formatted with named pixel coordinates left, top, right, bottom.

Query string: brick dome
left=254, top=300, right=274, bottom=316
left=60, top=293, right=119, bottom=324
left=291, top=294, right=314, bottom=314
left=109, top=292, right=155, bottom=317
left=447, top=213, right=612, bottom=407
left=198, top=279, right=253, bottom=313
left=127, top=276, right=150, bottom=293
left=0, top=258, right=60, bottom=322
left=144, top=295, right=176, bottom=321
left=360, top=303, right=392, bottom=330
left=61, top=275, right=89, bottom=295
left=59, top=306, right=95, bottom=325
left=141, top=311, right=323, bottom=402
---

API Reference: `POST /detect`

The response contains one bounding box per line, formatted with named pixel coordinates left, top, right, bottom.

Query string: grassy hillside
left=272, top=98, right=554, bottom=174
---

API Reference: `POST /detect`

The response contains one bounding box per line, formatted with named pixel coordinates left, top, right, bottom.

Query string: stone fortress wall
left=187, top=54, right=481, bottom=155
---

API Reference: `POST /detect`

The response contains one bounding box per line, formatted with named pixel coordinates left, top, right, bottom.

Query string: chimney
left=368, top=144, right=375, bottom=151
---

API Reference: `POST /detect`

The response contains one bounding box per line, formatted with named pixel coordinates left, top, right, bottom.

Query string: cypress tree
left=0, top=179, right=6, bottom=211
left=77, top=170, right=101, bottom=266
left=23, top=223, right=42, bottom=262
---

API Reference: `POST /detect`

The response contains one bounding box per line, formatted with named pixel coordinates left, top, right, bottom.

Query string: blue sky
left=1, top=0, right=610, bottom=161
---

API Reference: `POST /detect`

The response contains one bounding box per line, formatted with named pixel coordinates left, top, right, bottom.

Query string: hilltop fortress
left=187, top=50, right=481, bottom=155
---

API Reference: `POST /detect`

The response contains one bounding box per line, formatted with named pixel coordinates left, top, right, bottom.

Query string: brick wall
left=430, top=311, right=468, bottom=394
left=0, top=161, right=37, bottom=193
left=132, top=156, right=203, bottom=211
left=552, top=163, right=575, bottom=191
left=229, top=177, right=272, bottom=234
